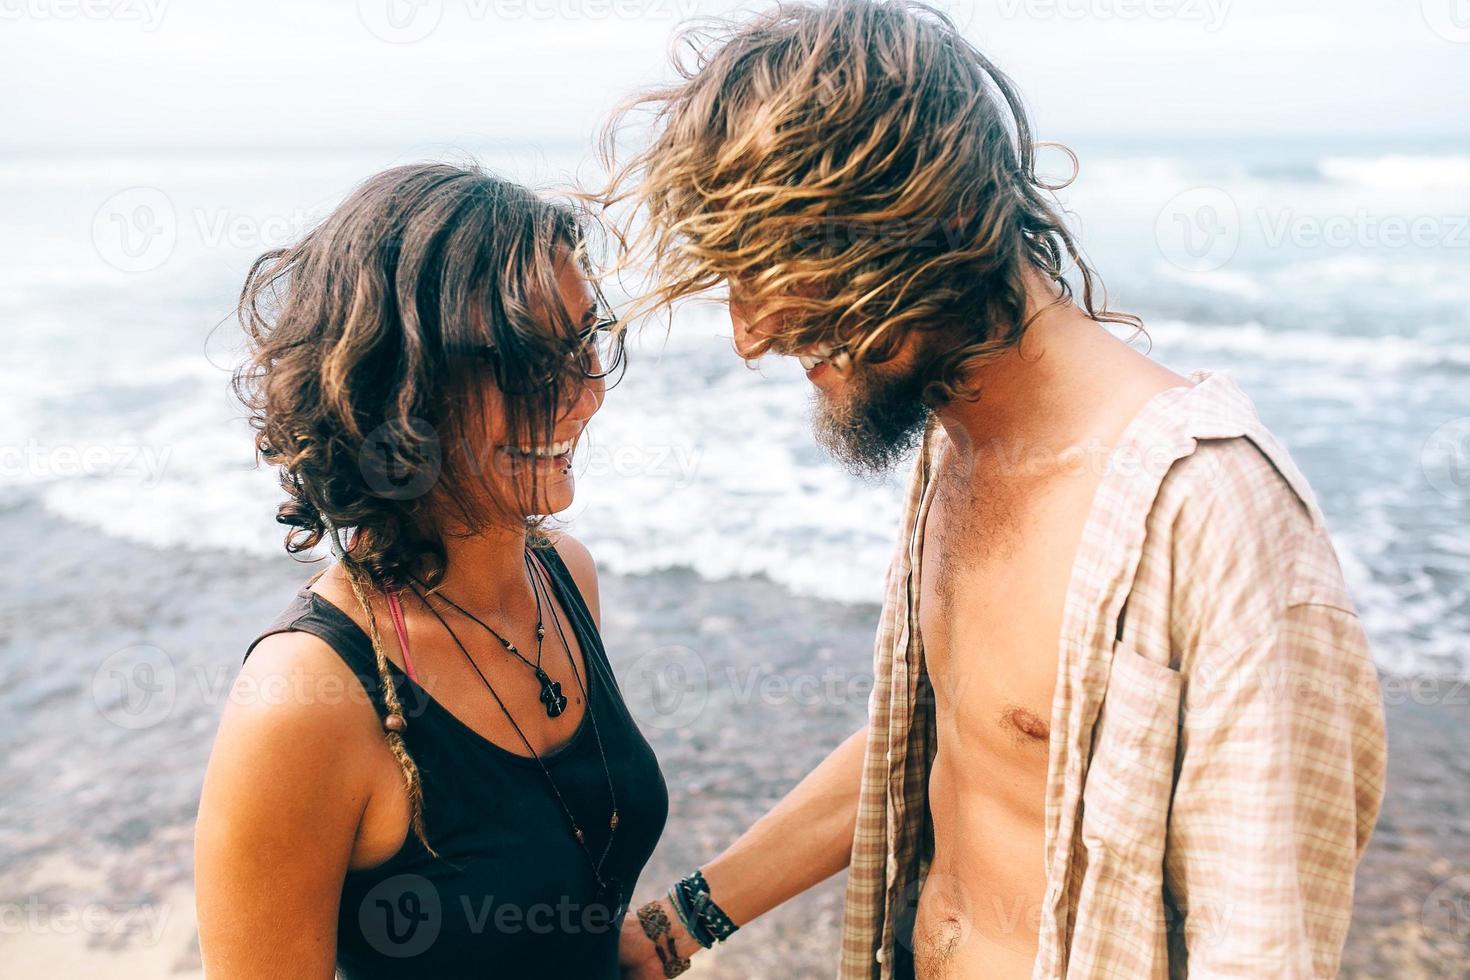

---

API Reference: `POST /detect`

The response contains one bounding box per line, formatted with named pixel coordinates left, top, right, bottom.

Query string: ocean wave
left=1142, top=319, right=1470, bottom=371
left=16, top=298, right=1470, bottom=679
left=1084, top=151, right=1470, bottom=193
left=1155, top=264, right=1264, bottom=299
left=34, top=470, right=1470, bottom=677
left=1243, top=161, right=1328, bottom=183
left=1318, top=154, right=1470, bottom=191
left=1069, top=155, right=1189, bottom=191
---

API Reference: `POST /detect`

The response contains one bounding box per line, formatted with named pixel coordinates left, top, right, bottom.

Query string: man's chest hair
left=918, top=460, right=1064, bottom=748
left=923, top=455, right=1030, bottom=599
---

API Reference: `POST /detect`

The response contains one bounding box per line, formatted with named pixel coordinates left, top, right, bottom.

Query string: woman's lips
left=499, top=443, right=576, bottom=471
left=521, top=452, right=571, bottom=470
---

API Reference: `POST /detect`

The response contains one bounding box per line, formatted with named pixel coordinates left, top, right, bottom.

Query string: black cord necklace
left=410, top=551, right=623, bottom=910
left=419, top=553, right=567, bottom=718
left=523, top=554, right=626, bottom=910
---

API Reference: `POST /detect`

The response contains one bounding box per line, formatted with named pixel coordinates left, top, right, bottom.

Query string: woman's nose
left=561, top=372, right=604, bottom=422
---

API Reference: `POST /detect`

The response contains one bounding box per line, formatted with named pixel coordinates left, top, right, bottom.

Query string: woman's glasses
left=462, top=315, right=626, bottom=395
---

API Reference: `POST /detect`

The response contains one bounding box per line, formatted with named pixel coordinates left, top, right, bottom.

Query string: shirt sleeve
left=1163, top=596, right=1386, bottom=977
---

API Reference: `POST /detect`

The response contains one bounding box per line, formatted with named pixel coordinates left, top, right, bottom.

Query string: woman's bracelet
left=668, top=869, right=740, bottom=949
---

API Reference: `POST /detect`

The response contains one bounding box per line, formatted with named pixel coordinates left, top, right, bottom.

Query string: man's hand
left=619, top=724, right=870, bottom=978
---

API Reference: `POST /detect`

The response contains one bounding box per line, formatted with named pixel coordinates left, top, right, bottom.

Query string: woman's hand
left=617, top=912, right=666, bottom=979
left=619, top=897, right=698, bottom=979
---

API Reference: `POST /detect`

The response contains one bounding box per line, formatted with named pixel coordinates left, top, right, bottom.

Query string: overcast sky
left=2, top=0, right=1468, bottom=150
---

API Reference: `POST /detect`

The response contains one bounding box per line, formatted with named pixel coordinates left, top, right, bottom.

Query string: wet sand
left=0, top=502, right=1465, bottom=977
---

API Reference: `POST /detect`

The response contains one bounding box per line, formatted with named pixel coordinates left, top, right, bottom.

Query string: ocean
left=2, top=136, right=1469, bottom=978
left=4, top=135, right=1468, bottom=676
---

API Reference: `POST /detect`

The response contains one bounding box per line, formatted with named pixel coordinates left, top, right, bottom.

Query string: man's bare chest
left=915, top=466, right=1099, bottom=749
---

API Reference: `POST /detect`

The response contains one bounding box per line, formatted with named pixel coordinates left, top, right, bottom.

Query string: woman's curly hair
left=232, top=162, right=608, bottom=852
left=235, top=162, right=604, bottom=588
left=594, top=0, right=1138, bottom=401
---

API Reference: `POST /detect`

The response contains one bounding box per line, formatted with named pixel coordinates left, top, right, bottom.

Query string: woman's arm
left=195, top=632, right=382, bottom=979
left=621, top=723, right=869, bottom=975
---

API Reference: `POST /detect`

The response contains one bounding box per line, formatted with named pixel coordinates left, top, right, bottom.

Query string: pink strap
left=384, top=590, right=420, bottom=684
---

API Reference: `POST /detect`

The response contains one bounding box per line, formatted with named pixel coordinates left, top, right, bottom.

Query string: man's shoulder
left=1135, top=373, right=1326, bottom=567
left=1162, top=434, right=1313, bottom=525
left=1155, top=433, right=1356, bottom=617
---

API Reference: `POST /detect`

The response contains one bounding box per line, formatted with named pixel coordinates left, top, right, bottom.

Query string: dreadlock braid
left=340, top=554, right=439, bottom=860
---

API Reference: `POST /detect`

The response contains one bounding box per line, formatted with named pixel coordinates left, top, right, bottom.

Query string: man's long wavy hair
left=233, top=162, right=605, bottom=853
left=596, top=0, right=1138, bottom=401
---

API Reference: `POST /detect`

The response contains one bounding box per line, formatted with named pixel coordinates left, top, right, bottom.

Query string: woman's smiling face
left=469, top=257, right=609, bottom=521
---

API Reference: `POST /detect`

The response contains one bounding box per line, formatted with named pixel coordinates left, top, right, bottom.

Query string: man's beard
left=811, top=357, right=933, bottom=477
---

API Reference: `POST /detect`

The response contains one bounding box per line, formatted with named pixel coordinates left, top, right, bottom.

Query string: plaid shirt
left=838, top=371, right=1387, bottom=979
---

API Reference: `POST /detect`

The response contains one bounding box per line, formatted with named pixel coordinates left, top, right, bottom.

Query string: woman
left=195, top=163, right=668, bottom=978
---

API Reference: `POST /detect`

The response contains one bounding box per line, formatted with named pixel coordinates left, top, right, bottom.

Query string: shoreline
left=0, top=501, right=1465, bottom=977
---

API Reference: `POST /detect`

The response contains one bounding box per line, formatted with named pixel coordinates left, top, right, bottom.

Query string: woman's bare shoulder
left=548, top=531, right=601, bottom=627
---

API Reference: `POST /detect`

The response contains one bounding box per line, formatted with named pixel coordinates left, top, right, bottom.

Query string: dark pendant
left=536, top=669, right=568, bottom=718
left=593, top=876, right=626, bottom=921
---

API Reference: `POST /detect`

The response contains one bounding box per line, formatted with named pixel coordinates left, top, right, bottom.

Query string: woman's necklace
left=523, top=552, right=625, bottom=910
left=409, top=549, right=624, bottom=910
left=421, top=552, right=567, bottom=718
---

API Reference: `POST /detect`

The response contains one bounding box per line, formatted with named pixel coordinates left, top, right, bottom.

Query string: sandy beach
left=1, top=501, right=1466, bottom=978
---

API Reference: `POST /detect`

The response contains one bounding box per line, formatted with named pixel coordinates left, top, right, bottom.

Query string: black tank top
left=245, top=546, right=668, bottom=979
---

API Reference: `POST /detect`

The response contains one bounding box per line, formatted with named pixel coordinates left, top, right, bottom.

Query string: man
left=610, top=2, right=1386, bottom=977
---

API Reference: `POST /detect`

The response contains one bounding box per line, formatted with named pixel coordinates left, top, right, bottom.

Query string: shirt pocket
left=1080, top=643, right=1182, bottom=873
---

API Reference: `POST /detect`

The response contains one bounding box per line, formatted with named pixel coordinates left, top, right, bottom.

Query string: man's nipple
left=1001, top=705, right=1050, bottom=744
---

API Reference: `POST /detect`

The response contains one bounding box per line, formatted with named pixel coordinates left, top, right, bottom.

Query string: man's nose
left=729, top=303, right=766, bottom=360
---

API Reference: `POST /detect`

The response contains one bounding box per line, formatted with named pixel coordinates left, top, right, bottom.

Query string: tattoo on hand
left=636, top=901, right=692, bottom=978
